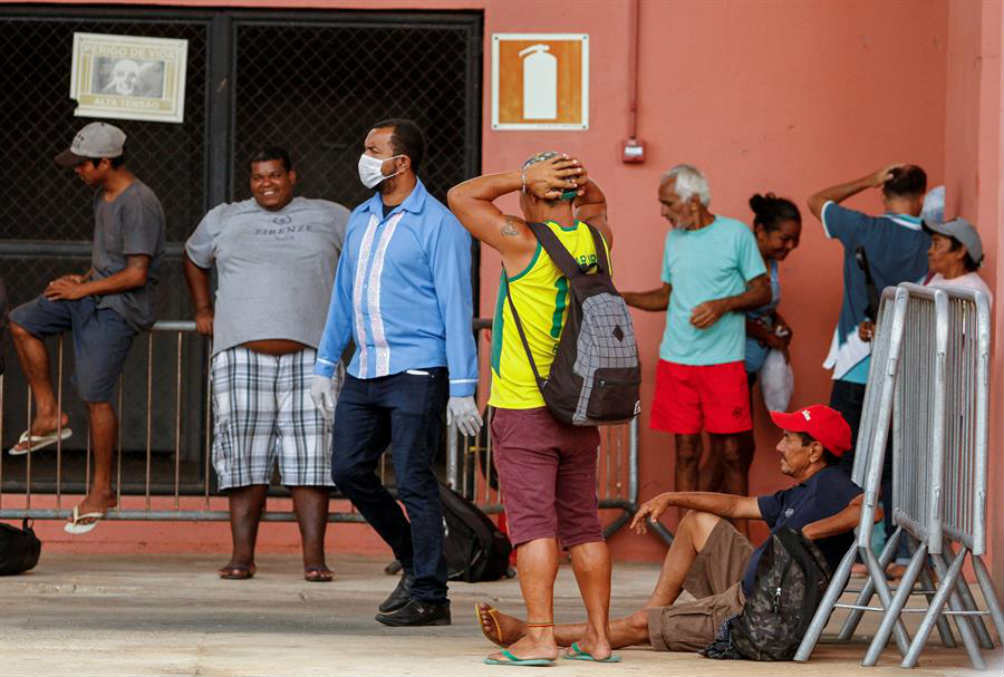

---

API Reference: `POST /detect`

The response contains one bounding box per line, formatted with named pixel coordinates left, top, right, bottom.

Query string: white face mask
left=358, top=153, right=403, bottom=189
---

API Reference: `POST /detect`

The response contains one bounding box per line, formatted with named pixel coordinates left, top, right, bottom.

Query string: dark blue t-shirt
left=742, top=465, right=863, bottom=595
left=821, top=202, right=929, bottom=382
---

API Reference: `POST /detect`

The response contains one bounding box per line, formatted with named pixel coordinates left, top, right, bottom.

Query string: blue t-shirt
left=742, top=465, right=863, bottom=596
left=744, top=259, right=780, bottom=373
left=821, top=202, right=929, bottom=381
left=659, top=216, right=766, bottom=366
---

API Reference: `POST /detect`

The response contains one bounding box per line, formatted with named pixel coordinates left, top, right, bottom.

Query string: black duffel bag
left=439, top=483, right=512, bottom=582
left=0, top=518, right=41, bottom=575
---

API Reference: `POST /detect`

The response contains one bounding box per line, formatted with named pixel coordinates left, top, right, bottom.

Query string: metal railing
left=2, top=318, right=645, bottom=543
left=0, top=321, right=371, bottom=523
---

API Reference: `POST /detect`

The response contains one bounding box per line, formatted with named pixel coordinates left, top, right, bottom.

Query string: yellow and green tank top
left=489, top=219, right=610, bottom=409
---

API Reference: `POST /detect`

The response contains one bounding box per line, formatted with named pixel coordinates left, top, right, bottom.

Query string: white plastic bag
left=759, top=349, right=794, bottom=412
left=921, top=185, right=945, bottom=226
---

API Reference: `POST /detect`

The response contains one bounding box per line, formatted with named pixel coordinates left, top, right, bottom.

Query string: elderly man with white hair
left=623, top=165, right=769, bottom=500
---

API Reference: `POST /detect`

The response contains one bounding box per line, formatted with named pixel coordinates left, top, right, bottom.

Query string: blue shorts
left=9, top=295, right=136, bottom=403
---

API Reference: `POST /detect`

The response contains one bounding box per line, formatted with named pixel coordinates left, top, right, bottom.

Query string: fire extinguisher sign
left=491, top=33, right=589, bottom=131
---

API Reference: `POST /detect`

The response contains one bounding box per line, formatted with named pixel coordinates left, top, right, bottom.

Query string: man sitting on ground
left=477, top=404, right=864, bottom=653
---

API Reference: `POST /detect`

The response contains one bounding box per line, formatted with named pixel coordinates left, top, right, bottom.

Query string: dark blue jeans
left=331, top=368, right=449, bottom=603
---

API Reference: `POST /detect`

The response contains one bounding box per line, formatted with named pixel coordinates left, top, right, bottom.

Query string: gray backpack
left=505, top=222, right=641, bottom=426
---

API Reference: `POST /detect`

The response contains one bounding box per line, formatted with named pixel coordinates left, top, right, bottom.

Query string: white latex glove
left=447, top=396, right=483, bottom=438
left=310, top=374, right=337, bottom=422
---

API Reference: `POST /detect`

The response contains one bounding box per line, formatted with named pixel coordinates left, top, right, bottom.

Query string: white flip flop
left=8, top=428, right=73, bottom=456
left=64, top=505, right=104, bottom=535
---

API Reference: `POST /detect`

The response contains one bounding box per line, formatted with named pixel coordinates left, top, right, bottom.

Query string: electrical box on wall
left=622, top=138, right=645, bottom=163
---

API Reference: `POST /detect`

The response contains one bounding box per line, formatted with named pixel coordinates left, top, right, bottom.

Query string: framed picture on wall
left=69, top=32, right=188, bottom=124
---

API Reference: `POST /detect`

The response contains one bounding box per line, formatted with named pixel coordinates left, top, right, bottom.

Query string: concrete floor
left=1, top=553, right=1001, bottom=676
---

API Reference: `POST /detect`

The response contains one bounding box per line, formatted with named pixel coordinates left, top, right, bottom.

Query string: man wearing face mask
left=313, top=119, right=480, bottom=627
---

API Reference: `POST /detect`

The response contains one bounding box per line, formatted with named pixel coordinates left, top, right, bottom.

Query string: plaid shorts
left=211, top=346, right=333, bottom=490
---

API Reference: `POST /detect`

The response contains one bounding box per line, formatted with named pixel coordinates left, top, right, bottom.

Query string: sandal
left=483, top=650, right=554, bottom=667
left=64, top=504, right=104, bottom=535
left=10, top=428, right=73, bottom=456
left=304, top=566, right=333, bottom=582
left=475, top=603, right=508, bottom=647
left=218, top=563, right=256, bottom=580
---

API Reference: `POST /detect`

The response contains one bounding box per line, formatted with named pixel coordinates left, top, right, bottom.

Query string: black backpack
left=439, top=483, right=512, bottom=582
left=703, top=528, right=831, bottom=661
left=505, top=222, right=641, bottom=426
left=0, top=519, right=42, bottom=575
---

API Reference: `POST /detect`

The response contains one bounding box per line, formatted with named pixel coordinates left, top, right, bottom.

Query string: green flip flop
left=483, top=649, right=555, bottom=667
left=564, top=642, right=621, bottom=663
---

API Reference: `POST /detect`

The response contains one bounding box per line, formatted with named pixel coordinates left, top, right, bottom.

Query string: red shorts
left=650, top=360, right=752, bottom=434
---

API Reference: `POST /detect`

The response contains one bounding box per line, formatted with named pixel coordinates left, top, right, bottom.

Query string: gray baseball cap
left=55, top=122, right=126, bottom=167
left=924, top=217, right=984, bottom=268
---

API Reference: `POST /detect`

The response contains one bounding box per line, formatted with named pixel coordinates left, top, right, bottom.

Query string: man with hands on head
left=474, top=404, right=865, bottom=655
left=450, top=153, right=617, bottom=665
left=313, top=118, right=480, bottom=627
left=807, top=163, right=929, bottom=463
left=7, top=122, right=165, bottom=535
left=622, top=165, right=770, bottom=498
left=184, top=146, right=348, bottom=582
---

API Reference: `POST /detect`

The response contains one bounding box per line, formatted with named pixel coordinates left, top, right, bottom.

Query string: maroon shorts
left=491, top=407, right=603, bottom=548
left=650, top=360, right=752, bottom=434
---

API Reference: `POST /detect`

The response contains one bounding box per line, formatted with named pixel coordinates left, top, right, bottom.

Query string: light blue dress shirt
left=314, top=179, right=478, bottom=397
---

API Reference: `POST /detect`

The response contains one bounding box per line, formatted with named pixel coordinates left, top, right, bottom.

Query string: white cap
left=55, top=122, right=126, bottom=167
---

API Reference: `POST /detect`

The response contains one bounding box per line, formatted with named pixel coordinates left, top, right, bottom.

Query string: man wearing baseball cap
left=476, top=404, right=865, bottom=655
left=7, top=122, right=165, bottom=534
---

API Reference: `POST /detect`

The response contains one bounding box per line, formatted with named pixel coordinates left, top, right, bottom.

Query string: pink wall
left=475, top=0, right=950, bottom=560
left=944, top=0, right=1004, bottom=589
left=8, top=1, right=998, bottom=575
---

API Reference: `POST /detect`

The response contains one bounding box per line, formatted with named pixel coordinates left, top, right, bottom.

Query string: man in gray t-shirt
left=92, top=181, right=165, bottom=330
left=7, top=122, right=165, bottom=534
left=184, top=146, right=348, bottom=582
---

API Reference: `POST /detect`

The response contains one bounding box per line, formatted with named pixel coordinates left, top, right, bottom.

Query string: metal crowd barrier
left=872, top=285, right=1001, bottom=669
left=796, top=287, right=914, bottom=661
left=2, top=318, right=645, bottom=544
left=795, top=284, right=1002, bottom=668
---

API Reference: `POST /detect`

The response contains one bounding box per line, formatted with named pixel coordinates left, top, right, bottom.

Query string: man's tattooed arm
left=500, top=217, right=521, bottom=237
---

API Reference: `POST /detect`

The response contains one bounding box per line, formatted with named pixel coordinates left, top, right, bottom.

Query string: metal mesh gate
left=0, top=6, right=483, bottom=500
left=232, top=17, right=480, bottom=208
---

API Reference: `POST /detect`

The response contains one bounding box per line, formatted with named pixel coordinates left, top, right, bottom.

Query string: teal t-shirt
left=659, top=216, right=767, bottom=365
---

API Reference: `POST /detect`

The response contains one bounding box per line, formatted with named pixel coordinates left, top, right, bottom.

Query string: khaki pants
left=647, top=519, right=753, bottom=652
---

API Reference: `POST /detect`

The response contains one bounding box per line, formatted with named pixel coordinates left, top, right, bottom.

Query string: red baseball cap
left=769, top=404, right=852, bottom=456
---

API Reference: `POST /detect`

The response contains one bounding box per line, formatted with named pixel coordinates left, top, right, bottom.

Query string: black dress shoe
left=378, top=574, right=414, bottom=613
left=375, top=598, right=451, bottom=627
